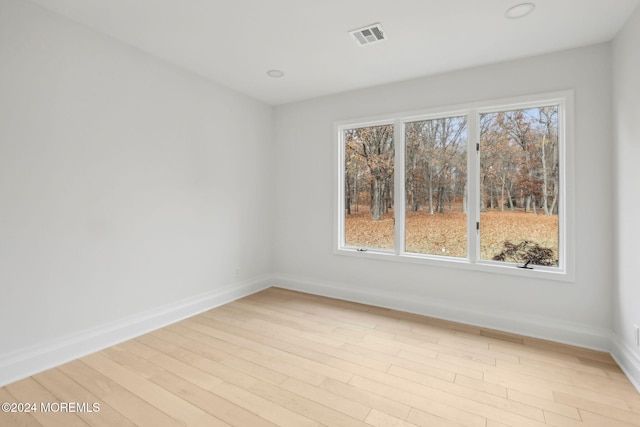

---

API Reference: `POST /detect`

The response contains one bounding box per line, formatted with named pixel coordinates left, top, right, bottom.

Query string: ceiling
left=29, top=0, right=640, bottom=105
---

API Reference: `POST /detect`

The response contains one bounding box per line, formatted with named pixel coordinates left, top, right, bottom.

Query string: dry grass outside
left=345, top=207, right=559, bottom=264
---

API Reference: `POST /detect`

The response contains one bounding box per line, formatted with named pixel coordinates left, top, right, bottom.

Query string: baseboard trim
left=3, top=273, right=629, bottom=391
left=0, top=275, right=272, bottom=387
left=273, top=273, right=611, bottom=352
left=610, top=335, right=640, bottom=393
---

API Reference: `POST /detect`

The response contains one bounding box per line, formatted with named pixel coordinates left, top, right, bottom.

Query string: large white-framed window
left=335, top=91, right=574, bottom=281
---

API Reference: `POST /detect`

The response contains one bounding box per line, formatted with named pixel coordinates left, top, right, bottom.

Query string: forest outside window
left=343, top=123, right=395, bottom=251
left=336, top=92, right=573, bottom=278
left=405, top=116, right=468, bottom=258
left=479, top=105, right=560, bottom=267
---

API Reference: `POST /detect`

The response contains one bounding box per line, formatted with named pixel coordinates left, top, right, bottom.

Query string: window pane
left=479, top=106, right=559, bottom=267
left=344, top=124, right=395, bottom=250
left=404, top=117, right=467, bottom=257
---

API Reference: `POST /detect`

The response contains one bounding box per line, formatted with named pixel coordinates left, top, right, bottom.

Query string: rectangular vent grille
left=349, top=23, right=387, bottom=46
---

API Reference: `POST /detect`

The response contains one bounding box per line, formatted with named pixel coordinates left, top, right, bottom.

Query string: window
left=479, top=105, right=560, bottom=267
left=336, top=92, right=572, bottom=279
left=343, top=123, right=395, bottom=251
left=405, top=116, right=467, bottom=258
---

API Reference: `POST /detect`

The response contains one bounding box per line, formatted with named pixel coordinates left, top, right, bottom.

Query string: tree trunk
left=550, top=182, right=558, bottom=214
left=532, top=196, right=537, bottom=214
left=500, top=175, right=505, bottom=212
left=370, top=181, right=374, bottom=212
left=490, top=185, right=495, bottom=210
left=371, top=177, right=385, bottom=220
left=428, top=166, right=434, bottom=215
left=462, top=183, right=467, bottom=214
left=541, top=134, right=550, bottom=215
left=507, top=185, right=514, bottom=210
left=353, top=174, right=358, bottom=212
left=345, top=171, right=352, bottom=215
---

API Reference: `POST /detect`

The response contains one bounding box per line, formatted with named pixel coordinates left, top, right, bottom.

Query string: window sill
left=335, top=247, right=574, bottom=283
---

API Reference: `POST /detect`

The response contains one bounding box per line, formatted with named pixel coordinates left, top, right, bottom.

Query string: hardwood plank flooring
left=1, top=287, right=639, bottom=427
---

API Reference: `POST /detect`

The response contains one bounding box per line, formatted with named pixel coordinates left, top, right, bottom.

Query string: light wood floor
left=1, top=288, right=639, bottom=427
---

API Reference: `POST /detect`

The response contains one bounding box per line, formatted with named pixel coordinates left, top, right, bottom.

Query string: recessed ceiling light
left=266, top=69, right=284, bottom=78
left=505, top=3, right=535, bottom=19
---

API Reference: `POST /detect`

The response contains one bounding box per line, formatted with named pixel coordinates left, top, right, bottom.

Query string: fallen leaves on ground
left=345, top=208, right=558, bottom=265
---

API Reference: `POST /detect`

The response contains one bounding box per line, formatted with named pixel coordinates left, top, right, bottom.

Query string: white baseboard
left=273, top=273, right=611, bottom=352
left=3, top=273, right=631, bottom=392
left=610, top=335, right=640, bottom=393
left=0, top=275, right=272, bottom=387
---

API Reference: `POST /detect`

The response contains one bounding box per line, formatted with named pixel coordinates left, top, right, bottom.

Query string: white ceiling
left=29, top=0, right=640, bottom=105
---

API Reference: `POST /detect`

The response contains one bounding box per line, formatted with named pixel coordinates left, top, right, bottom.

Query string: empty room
left=1, top=0, right=640, bottom=426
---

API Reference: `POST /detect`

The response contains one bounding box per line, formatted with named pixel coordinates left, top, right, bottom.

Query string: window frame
left=335, top=91, right=574, bottom=282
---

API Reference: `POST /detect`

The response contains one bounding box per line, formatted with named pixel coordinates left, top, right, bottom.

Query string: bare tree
left=345, top=125, right=394, bottom=220
left=405, top=117, right=466, bottom=215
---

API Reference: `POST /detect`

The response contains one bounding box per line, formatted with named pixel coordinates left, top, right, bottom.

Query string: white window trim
left=334, top=91, right=575, bottom=282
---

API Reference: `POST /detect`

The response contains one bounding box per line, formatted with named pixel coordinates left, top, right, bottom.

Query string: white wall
left=274, top=44, right=614, bottom=350
left=612, top=5, right=640, bottom=389
left=0, top=0, right=274, bottom=383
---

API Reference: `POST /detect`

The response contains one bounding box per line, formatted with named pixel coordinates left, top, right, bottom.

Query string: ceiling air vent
left=349, top=23, right=387, bottom=46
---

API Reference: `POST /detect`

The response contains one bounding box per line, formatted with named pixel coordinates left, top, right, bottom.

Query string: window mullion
left=467, top=111, right=480, bottom=263
left=394, top=119, right=405, bottom=256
